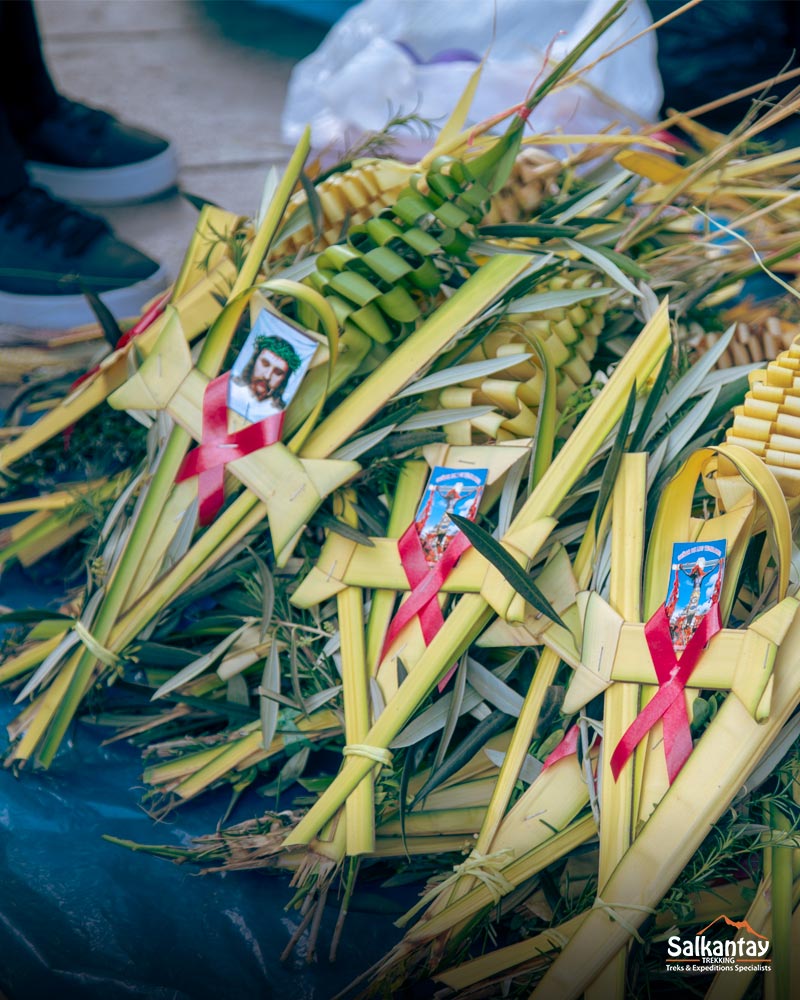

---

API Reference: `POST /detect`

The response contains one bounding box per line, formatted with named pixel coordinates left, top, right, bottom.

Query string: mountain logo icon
left=696, top=915, right=768, bottom=940
left=667, top=914, right=771, bottom=963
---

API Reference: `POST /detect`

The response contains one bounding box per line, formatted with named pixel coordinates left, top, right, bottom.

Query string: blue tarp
left=0, top=564, right=401, bottom=1000
left=248, top=0, right=358, bottom=26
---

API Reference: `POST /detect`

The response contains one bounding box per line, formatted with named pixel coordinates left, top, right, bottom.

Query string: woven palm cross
left=527, top=440, right=800, bottom=1000
left=292, top=443, right=532, bottom=698
left=108, top=307, right=359, bottom=560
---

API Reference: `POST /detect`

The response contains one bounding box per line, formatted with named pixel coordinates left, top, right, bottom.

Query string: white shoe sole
left=27, top=147, right=179, bottom=205
left=0, top=265, right=170, bottom=329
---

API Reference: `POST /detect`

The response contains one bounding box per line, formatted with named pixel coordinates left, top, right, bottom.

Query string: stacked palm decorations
left=2, top=2, right=800, bottom=998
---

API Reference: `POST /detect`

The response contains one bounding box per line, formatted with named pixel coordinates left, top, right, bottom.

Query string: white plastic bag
left=282, top=0, right=663, bottom=163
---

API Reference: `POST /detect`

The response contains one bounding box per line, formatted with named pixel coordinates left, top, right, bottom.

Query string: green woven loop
left=298, top=154, right=493, bottom=353
left=306, top=268, right=335, bottom=295
left=324, top=294, right=358, bottom=326
left=376, top=284, right=419, bottom=323
left=427, top=154, right=455, bottom=174
left=361, top=245, right=413, bottom=284
left=426, top=172, right=462, bottom=201
left=395, top=226, right=441, bottom=257
left=318, top=244, right=361, bottom=270
left=433, top=200, right=471, bottom=229
left=458, top=182, right=492, bottom=213
left=362, top=217, right=404, bottom=246
left=349, top=301, right=394, bottom=343
left=329, top=270, right=381, bottom=307
left=393, top=192, right=432, bottom=226
left=405, top=256, right=442, bottom=292
left=438, top=227, right=473, bottom=257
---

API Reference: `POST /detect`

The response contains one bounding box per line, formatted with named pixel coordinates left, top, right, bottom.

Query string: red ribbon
left=542, top=724, right=580, bottom=769
left=610, top=603, right=722, bottom=784
left=382, top=522, right=470, bottom=688
left=115, top=291, right=171, bottom=349
left=68, top=291, right=170, bottom=394
left=64, top=292, right=170, bottom=449
left=175, top=373, right=283, bottom=525
left=542, top=724, right=602, bottom=771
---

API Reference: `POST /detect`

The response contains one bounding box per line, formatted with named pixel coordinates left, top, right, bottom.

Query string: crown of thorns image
left=233, top=333, right=304, bottom=405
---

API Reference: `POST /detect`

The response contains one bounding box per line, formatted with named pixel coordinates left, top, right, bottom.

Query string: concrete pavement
left=1, top=0, right=326, bottom=346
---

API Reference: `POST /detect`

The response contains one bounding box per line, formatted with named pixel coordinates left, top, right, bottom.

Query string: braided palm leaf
left=438, top=270, right=610, bottom=444
left=281, top=146, right=563, bottom=258
left=726, top=326, right=800, bottom=494
left=695, top=315, right=798, bottom=368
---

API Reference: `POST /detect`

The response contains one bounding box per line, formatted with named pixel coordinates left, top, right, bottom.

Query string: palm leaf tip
left=449, top=513, right=566, bottom=628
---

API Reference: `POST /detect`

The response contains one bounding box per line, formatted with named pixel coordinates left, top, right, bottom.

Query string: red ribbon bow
left=175, top=373, right=283, bottom=525
left=381, top=522, right=470, bottom=688
left=610, top=603, right=721, bottom=784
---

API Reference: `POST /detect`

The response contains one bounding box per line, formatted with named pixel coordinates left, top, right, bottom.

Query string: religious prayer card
left=665, top=540, right=727, bottom=652
left=227, top=308, right=317, bottom=423
left=413, top=466, right=487, bottom=565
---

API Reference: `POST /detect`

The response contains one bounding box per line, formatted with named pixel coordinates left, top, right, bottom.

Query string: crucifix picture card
left=665, top=540, right=726, bottom=652
left=227, top=309, right=318, bottom=423
left=414, top=466, right=487, bottom=565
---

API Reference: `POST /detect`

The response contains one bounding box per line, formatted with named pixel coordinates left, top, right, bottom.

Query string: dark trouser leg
left=0, top=0, right=59, bottom=134
left=0, top=110, right=27, bottom=199
left=0, top=0, right=60, bottom=199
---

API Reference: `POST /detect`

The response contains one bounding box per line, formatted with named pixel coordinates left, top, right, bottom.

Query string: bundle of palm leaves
left=2, top=4, right=800, bottom=998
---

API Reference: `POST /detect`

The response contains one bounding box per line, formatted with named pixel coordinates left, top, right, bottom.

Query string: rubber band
left=546, top=929, right=570, bottom=950
left=343, top=744, right=393, bottom=767
left=396, top=848, right=514, bottom=928
left=73, top=621, right=119, bottom=669
left=593, top=896, right=656, bottom=944
left=454, top=849, right=515, bottom=902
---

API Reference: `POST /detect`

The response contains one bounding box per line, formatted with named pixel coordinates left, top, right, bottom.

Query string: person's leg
left=0, top=180, right=169, bottom=328
left=0, top=1, right=46, bottom=201
left=0, top=111, right=29, bottom=201
left=0, top=0, right=172, bottom=327
left=0, top=0, right=59, bottom=134
left=0, top=0, right=177, bottom=205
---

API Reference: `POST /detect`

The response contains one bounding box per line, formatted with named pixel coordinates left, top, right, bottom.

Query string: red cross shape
left=381, top=523, right=471, bottom=688
left=610, top=603, right=722, bottom=783
left=175, top=372, right=283, bottom=524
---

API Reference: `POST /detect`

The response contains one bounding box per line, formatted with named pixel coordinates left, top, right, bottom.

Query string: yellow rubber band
left=343, top=744, right=393, bottom=767
left=593, top=896, right=656, bottom=944
left=453, top=849, right=515, bottom=902
left=396, top=848, right=514, bottom=928
left=73, top=621, right=119, bottom=669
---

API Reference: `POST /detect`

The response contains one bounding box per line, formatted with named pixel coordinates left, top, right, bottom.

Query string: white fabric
left=282, top=0, right=663, bottom=163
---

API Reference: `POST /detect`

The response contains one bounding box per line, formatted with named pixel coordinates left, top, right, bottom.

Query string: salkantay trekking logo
left=665, top=915, right=772, bottom=974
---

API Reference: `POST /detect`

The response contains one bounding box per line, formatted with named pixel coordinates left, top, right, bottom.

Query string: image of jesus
left=228, top=334, right=302, bottom=422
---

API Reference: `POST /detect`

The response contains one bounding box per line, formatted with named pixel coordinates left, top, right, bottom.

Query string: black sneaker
left=0, top=185, right=168, bottom=328
left=22, top=97, right=179, bottom=205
